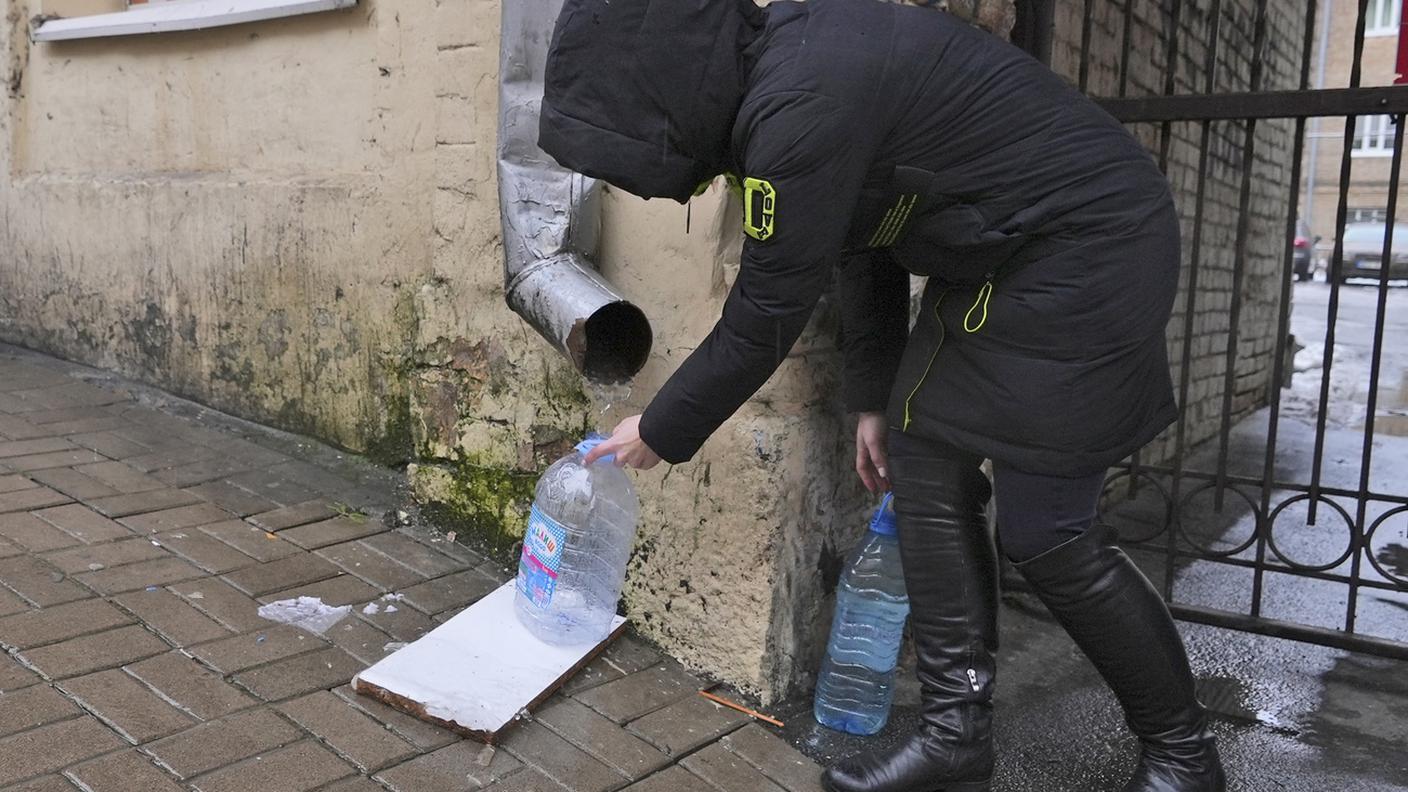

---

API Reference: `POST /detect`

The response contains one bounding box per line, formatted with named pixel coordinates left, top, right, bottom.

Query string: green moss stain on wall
left=411, top=457, right=538, bottom=557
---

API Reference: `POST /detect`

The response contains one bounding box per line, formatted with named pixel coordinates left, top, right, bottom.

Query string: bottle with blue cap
left=814, top=493, right=910, bottom=735
left=513, top=433, right=640, bottom=646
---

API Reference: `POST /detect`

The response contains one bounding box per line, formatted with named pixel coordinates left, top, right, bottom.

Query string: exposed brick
left=66, top=432, right=151, bottom=460
left=501, top=721, right=628, bottom=792
left=60, top=668, right=197, bottom=743
left=7, top=774, right=80, bottom=792
left=317, top=540, right=427, bottom=591
left=72, top=461, right=165, bottom=494
left=0, top=682, right=82, bottom=737
left=0, top=487, right=71, bottom=514
left=26, top=467, right=119, bottom=500
left=325, top=614, right=397, bottom=665
left=0, top=416, right=53, bottom=441
left=120, top=503, right=236, bottom=534
left=225, top=469, right=321, bottom=507
left=720, top=724, right=825, bottom=792
left=277, top=690, right=418, bottom=772
left=355, top=598, right=438, bottom=642
left=374, top=741, right=522, bottom=791
left=189, top=624, right=328, bottom=674
left=573, top=664, right=702, bottom=724
left=280, top=516, right=385, bottom=551
left=126, top=651, right=257, bottom=721
left=0, top=717, right=126, bottom=786
left=0, top=556, right=92, bottom=606
left=627, top=694, right=749, bottom=757
left=42, top=536, right=167, bottom=574
left=185, top=480, right=279, bottom=517
left=65, top=750, right=186, bottom=792
left=247, top=501, right=338, bottom=532
left=620, top=766, right=715, bottom=792
left=32, top=504, right=131, bottom=543
left=331, top=684, right=459, bottom=752
left=223, top=552, right=342, bottom=597
left=3, top=450, right=106, bottom=473
left=679, top=742, right=788, bottom=792
left=0, top=651, right=41, bottom=690
left=0, top=474, right=37, bottom=493
left=262, top=573, right=382, bottom=608
left=0, top=598, right=133, bottom=650
left=145, top=707, right=303, bottom=779
left=199, top=519, right=301, bottom=562
left=75, top=555, right=204, bottom=596
left=86, top=489, right=203, bottom=519
left=19, top=623, right=169, bottom=679
left=0, top=438, right=74, bottom=459
left=168, top=577, right=270, bottom=632
left=186, top=739, right=354, bottom=792
left=361, top=531, right=467, bottom=578
left=151, top=456, right=258, bottom=488
left=154, top=528, right=259, bottom=574
left=0, top=581, right=30, bottom=615
left=398, top=569, right=499, bottom=615
left=0, top=512, right=81, bottom=553
left=113, top=588, right=232, bottom=645
left=233, top=645, right=363, bottom=702
left=535, top=697, right=670, bottom=780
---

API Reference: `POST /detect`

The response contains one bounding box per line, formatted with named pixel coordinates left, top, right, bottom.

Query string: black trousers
left=888, top=430, right=1107, bottom=562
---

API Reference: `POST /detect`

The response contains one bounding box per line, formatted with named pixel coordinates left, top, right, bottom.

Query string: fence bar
left=1118, top=0, right=1136, bottom=97
left=1114, top=463, right=1408, bottom=507
left=1164, top=0, right=1224, bottom=600
left=1253, top=0, right=1321, bottom=619
left=1078, top=0, right=1095, bottom=92
left=1099, top=85, right=1408, bottom=122
left=1345, top=115, right=1405, bottom=633
left=1309, top=0, right=1372, bottom=527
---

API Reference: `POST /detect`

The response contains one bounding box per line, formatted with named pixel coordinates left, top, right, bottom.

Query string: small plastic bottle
left=814, top=493, right=910, bottom=735
left=514, top=434, right=640, bottom=646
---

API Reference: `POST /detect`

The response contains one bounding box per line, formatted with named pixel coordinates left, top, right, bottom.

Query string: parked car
left=1335, top=221, right=1408, bottom=283
left=1293, top=222, right=1316, bottom=281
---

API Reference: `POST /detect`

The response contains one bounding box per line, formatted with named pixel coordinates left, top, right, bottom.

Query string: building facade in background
left=1302, top=0, right=1408, bottom=264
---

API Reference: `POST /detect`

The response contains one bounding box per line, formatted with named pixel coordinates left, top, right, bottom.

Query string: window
left=1366, top=0, right=1401, bottom=36
left=32, top=0, right=356, bottom=42
left=1349, top=207, right=1390, bottom=223
left=1353, top=114, right=1397, bottom=156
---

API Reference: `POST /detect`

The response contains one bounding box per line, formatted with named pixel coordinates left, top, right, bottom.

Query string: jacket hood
left=539, top=0, right=765, bottom=203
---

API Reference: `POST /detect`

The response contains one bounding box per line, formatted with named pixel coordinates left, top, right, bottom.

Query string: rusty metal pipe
left=497, top=0, right=652, bottom=382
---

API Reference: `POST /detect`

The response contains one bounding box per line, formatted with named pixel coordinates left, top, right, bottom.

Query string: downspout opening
left=573, top=301, right=653, bottom=383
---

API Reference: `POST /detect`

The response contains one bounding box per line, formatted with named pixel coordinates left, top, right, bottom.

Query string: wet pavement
left=779, top=280, right=1408, bottom=790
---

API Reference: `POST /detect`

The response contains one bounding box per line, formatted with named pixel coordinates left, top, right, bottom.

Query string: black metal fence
left=1048, top=0, right=1408, bottom=660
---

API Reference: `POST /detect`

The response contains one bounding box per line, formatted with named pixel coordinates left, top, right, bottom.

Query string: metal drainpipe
left=497, top=0, right=652, bottom=382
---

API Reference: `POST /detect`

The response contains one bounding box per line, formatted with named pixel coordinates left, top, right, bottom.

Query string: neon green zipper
left=903, top=281, right=993, bottom=430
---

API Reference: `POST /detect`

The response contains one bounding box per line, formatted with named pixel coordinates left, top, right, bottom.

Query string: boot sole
left=820, top=778, right=991, bottom=792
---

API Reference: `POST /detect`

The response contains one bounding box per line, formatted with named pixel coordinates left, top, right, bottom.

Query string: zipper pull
left=967, top=669, right=980, bottom=692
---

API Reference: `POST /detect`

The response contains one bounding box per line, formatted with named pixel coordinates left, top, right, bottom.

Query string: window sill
left=1351, top=149, right=1396, bottom=158
left=31, top=0, right=357, bottom=42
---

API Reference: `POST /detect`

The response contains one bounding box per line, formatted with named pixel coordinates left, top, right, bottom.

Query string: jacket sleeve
left=838, top=249, right=910, bottom=413
left=639, top=92, right=877, bottom=464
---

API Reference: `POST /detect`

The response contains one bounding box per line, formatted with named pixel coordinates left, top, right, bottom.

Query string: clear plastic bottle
left=514, top=433, right=640, bottom=646
left=814, top=493, right=910, bottom=735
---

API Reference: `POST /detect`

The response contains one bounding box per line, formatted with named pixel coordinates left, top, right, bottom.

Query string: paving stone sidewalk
left=0, top=345, right=824, bottom=792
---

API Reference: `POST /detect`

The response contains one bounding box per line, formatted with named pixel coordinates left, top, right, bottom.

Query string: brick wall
left=1051, top=0, right=1310, bottom=465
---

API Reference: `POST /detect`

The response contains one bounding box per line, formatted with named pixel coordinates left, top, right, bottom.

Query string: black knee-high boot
left=823, top=446, right=997, bottom=792
left=1014, top=524, right=1226, bottom=792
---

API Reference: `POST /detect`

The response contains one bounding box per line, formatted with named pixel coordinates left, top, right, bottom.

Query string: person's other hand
left=855, top=411, right=890, bottom=493
left=584, top=414, right=663, bottom=470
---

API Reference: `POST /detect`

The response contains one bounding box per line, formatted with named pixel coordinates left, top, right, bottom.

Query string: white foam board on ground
left=352, top=581, right=626, bottom=742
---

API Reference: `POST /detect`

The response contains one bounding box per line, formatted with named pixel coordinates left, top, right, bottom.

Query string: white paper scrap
left=257, top=596, right=351, bottom=635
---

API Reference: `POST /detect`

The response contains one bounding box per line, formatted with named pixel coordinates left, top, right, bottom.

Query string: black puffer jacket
left=540, top=0, right=1180, bottom=476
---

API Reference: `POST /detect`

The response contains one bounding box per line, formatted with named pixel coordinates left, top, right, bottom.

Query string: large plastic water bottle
left=814, top=493, right=910, bottom=735
left=514, top=433, right=640, bottom=646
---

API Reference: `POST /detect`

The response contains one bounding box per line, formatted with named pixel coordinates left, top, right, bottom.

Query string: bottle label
left=516, top=504, right=568, bottom=610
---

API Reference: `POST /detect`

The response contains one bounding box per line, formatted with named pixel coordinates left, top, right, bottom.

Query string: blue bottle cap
left=575, top=432, right=616, bottom=465
left=870, top=493, right=898, bottom=536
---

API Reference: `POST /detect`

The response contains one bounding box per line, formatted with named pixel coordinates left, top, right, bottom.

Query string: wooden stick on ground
left=698, top=689, right=785, bottom=728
